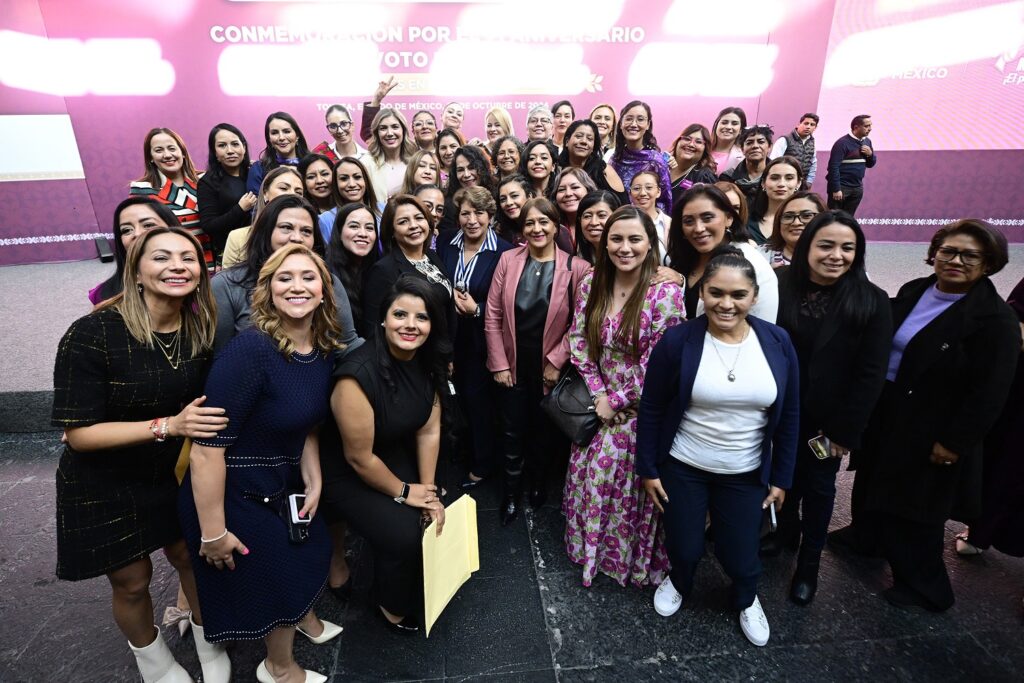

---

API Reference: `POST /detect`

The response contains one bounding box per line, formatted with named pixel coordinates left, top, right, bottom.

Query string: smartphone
left=808, top=434, right=831, bottom=460
left=768, top=500, right=778, bottom=532
left=288, top=493, right=311, bottom=524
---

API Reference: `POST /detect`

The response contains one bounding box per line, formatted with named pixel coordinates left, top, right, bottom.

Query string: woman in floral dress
left=563, top=206, right=685, bottom=586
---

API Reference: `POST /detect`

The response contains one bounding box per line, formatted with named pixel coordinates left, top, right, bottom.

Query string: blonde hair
left=367, top=108, right=417, bottom=163
left=400, top=149, right=441, bottom=195
left=98, top=227, right=216, bottom=357
left=485, top=107, right=515, bottom=138
left=250, top=244, right=344, bottom=358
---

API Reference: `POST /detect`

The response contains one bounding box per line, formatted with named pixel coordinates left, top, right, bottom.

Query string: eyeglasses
left=780, top=210, right=818, bottom=224
left=630, top=184, right=657, bottom=194
left=326, top=121, right=352, bottom=132
left=528, top=117, right=552, bottom=125
left=413, top=119, right=436, bottom=129
left=677, top=135, right=705, bottom=147
left=935, top=246, right=984, bottom=266
left=622, top=115, right=648, bottom=125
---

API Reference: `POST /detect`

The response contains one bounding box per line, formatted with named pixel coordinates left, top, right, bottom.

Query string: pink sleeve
left=485, top=253, right=510, bottom=373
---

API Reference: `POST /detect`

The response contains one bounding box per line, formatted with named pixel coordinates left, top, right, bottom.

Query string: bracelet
left=150, top=417, right=168, bottom=442
left=201, top=529, right=229, bottom=543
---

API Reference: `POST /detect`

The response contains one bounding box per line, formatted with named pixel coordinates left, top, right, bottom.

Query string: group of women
left=56, top=93, right=1024, bottom=681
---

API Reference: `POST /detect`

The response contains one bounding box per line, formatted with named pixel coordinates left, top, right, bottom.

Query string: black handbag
left=541, top=364, right=600, bottom=446
left=539, top=254, right=599, bottom=447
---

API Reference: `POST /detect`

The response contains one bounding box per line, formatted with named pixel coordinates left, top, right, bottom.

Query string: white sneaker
left=739, top=596, right=770, bottom=646
left=654, top=577, right=682, bottom=617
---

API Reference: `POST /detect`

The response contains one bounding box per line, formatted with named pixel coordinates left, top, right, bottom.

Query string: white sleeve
left=741, top=242, right=779, bottom=323
left=769, top=137, right=788, bottom=160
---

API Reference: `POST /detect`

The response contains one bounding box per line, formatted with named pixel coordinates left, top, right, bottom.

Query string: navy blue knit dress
left=178, top=328, right=332, bottom=642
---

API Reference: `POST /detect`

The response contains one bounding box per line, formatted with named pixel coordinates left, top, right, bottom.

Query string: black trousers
left=498, top=345, right=553, bottom=497
left=661, top=458, right=764, bottom=610
left=777, top=431, right=843, bottom=552
left=453, top=346, right=499, bottom=478
left=321, top=456, right=423, bottom=617
left=879, top=513, right=955, bottom=611
left=827, top=184, right=865, bottom=216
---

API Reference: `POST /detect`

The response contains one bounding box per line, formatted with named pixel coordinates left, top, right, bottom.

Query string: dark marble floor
left=2, top=431, right=1023, bottom=682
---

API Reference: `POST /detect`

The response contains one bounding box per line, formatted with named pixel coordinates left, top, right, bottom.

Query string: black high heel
left=376, top=606, right=419, bottom=634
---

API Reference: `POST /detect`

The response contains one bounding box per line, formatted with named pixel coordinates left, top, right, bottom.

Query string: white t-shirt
left=670, top=330, right=777, bottom=474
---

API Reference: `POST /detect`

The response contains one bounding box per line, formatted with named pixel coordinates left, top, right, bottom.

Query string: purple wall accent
left=0, top=180, right=103, bottom=265
left=810, top=150, right=1024, bottom=242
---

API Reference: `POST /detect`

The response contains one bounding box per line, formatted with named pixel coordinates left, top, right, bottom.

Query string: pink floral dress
left=562, top=274, right=685, bottom=586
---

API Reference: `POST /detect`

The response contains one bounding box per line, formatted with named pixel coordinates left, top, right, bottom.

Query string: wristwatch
left=473, top=304, right=481, bottom=318
left=394, top=482, right=410, bottom=505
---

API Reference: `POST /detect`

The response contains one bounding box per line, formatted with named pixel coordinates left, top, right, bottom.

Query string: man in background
left=826, top=114, right=876, bottom=216
left=771, top=113, right=818, bottom=187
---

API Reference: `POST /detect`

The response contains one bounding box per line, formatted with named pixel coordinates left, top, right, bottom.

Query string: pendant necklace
left=153, top=328, right=182, bottom=370
left=709, top=324, right=749, bottom=382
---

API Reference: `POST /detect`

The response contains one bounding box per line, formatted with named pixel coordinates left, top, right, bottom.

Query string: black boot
left=789, top=547, right=821, bottom=606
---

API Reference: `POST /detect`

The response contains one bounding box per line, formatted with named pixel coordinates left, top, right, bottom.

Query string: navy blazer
left=636, top=315, right=800, bottom=489
left=436, top=229, right=513, bottom=357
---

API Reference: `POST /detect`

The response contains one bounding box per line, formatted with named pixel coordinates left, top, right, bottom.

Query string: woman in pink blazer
left=485, top=197, right=591, bottom=526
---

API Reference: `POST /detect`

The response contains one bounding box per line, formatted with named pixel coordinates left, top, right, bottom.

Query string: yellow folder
left=422, top=494, right=480, bottom=636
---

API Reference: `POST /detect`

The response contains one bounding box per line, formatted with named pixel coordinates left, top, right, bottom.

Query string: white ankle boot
left=190, top=617, right=231, bottom=683
left=128, top=627, right=193, bottom=683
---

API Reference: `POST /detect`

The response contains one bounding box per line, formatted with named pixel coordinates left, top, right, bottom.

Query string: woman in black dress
left=321, top=276, right=452, bottom=633
left=182, top=244, right=343, bottom=682
left=767, top=212, right=892, bottom=606
left=53, top=227, right=229, bottom=682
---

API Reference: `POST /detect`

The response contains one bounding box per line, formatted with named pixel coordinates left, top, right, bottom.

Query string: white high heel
left=296, top=618, right=344, bottom=644
left=128, top=627, right=193, bottom=683
left=256, top=659, right=327, bottom=683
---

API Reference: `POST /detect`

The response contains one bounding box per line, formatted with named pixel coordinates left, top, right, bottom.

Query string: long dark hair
left=259, top=111, right=310, bottom=169
left=558, top=119, right=610, bottom=186
left=495, top=175, right=536, bottom=243
left=205, top=122, right=251, bottom=180
left=519, top=139, right=559, bottom=198
left=373, top=276, right=454, bottom=428
left=778, top=211, right=877, bottom=330
left=613, top=100, right=659, bottom=164
left=666, top=185, right=748, bottom=277
left=573, top=190, right=620, bottom=264
left=671, top=123, right=715, bottom=171
left=326, top=202, right=379, bottom=323
left=584, top=206, right=660, bottom=360
left=236, top=194, right=325, bottom=286
left=97, top=197, right=181, bottom=301
left=445, top=145, right=495, bottom=200
left=297, top=153, right=336, bottom=213
left=749, top=155, right=805, bottom=221
left=379, top=195, right=432, bottom=254
left=710, top=107, right=748, bottom=149
left=332, top=155, right=380, bottom=217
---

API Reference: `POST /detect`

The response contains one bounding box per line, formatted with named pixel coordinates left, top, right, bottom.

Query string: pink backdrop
left=1, top=0, right=1021, bottom=266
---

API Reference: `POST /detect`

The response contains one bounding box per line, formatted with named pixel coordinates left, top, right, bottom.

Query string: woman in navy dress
left=181, top=244, right=343, bottom=683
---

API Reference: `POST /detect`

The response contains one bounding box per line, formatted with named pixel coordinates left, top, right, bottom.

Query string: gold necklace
left=153, top=329, right=181, bottom=370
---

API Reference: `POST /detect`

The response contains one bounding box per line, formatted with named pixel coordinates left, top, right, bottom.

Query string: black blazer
left=435, top=229, right=513, bottom=359
left=862, top=275, right=1020, bottom=523
left=361, top=247, right=456, bottom=344
left=777, top=270, right=892, bottom=449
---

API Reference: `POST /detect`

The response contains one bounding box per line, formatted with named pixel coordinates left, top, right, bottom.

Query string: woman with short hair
left=490, top=135, right=525, bottom=182
left=668, top=124, right=719, bottom=208
left=831, top=219, right=1020, bottom=612
left=437, top=186, right=513, bottom=489
left=485, top=107, right=515, bottom=144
